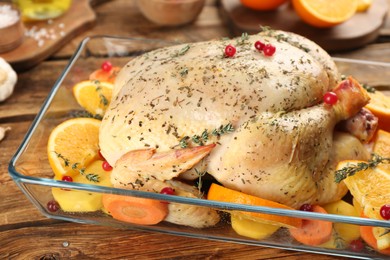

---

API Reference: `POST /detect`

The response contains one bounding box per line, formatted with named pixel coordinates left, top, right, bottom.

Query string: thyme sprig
left=195, top=168, right=206, bottom=198
left=54, top=152, right=100, bottom=183
left=236, top=32, right=249, bottom=46
left=70, top=110, right=103, bottom=120
left=333, top=231, right=346, bottom=249
left=381, top=229, right=390, bottom=237
left=259, top=26, right=310, bottom=53
left=54, top=152, right=70, bottom=167
left=212, top=123, right=234, bottom=136
left=362, top=83, right=376, bottom=93
left=179, top=123, right=234, bottom=148
left=334, top=153, right=390, bottom=183
left=72, top=163, right=100, bottom=183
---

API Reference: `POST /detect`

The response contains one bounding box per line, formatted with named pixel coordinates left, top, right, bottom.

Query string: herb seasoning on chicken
left=99, top=30, right=376, bottom=227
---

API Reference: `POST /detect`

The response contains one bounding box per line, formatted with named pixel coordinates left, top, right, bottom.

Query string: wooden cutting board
left=219, top=0, right=389, bottom=52
left=0, top=0, right=96, bottom=71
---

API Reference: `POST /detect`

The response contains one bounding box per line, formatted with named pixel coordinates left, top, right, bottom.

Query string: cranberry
left=101, top=61, right=112, bottom=72
left=47, top=200, right=60, bottom=212
left=61, top=176, right=73, bottom=182
left=102, top=161, right=113, bottom=171
left=160, top=187, right=175, bottom=204
left=263, top=44, right=276, bottom=56
left=299, top=204, right=313, bottom=212
left=254, top=40, right=265, bottom=51
left=224, top=44, right=236, bottom=57
left=349, top=239, right=364, bottom=252
left=380, top=204, right=390, bottom=220
left=160, top=187, right=175, bottom=195
left=323, top=91, right=338, bottom=105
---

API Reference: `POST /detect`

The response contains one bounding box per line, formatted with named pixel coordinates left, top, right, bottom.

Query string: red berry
left=61, top=176, right=73, bottom=182
left=224, top=44, right=236, bottom=57
left=47, top=200, right=60, bottom=212
left=263, top=44, right=276, bottom=56
left=101, top=61, right=112, bottom=72
left=299, top=204, right=313, bottom=212
left=349, top=239, right=364, bottom=252
left=254, top=40, right=265, bottom=51
left=102, top=161, right=113, bottom=171
left=160, top=187, right=175, bottom=204
left=160, top=187, right=175, bottom=195
left=323, top=91, right=338, bottom=105
left=380, top=204, right=390, bottom=220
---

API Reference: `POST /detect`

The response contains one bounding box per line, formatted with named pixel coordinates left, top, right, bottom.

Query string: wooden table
left=1, top=1, right=389, bottom=259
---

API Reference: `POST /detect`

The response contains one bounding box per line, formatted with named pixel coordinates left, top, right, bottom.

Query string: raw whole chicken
left=99, top=30, right=375, bottom=227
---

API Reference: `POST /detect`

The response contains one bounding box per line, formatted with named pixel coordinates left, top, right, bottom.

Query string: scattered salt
left=24, top=21, right=66, bottom=47
left=0, top=5, right=19, bottom=29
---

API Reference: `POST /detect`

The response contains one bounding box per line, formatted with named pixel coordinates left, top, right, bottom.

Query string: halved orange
left=292, top=0, right=358, bottom=28
left=337, top=160, right=390, bottom=221
left=365, top=90, right=390, bottom=132
left=73, top=80, right=113, bottom=117
left=47, top=118, right=101, bottom=178
left=240, top=0, right=288, bottom=11
left=207, top=183, right=302, bottom=228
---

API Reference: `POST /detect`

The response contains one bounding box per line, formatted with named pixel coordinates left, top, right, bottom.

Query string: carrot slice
left=102, top=194, right=168, bottom=225
left=207, top=183, right=302, bottom=228
left=89, top=66, right=121, bottom=84
left=289, top=205, right=332, bottom=246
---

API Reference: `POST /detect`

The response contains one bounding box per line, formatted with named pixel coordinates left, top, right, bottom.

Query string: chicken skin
left=100, top=30, right=373, bottom=226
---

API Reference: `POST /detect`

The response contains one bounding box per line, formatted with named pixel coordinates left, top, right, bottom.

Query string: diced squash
left=320, top=200, right=360, bottom=249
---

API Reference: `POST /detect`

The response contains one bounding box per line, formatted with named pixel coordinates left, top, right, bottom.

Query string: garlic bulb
left=0, top=57, right=17, bottom=102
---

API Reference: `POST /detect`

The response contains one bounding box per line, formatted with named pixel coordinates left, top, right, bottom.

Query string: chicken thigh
left=100, top=30, right=372, bottom=225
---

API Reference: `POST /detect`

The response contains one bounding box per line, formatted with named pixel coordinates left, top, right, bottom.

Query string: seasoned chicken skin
left=100, top=30, right=371, bottom=219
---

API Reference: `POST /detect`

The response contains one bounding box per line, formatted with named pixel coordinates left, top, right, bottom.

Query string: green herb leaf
left=334, top=153, right=390, bottom=183
left=362, top=83, right=376, bottom=93
left=172, top=45, right=190, bottom=58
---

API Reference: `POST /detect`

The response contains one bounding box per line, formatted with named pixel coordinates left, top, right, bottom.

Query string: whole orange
left=240, top=0, right=288, bottom=11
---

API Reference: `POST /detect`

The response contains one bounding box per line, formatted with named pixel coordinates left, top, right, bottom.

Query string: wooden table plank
left=0, top=223, right=343, bottom=260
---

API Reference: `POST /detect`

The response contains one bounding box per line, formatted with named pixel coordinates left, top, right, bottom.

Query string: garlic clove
left=0, top=57, right=17, bottom=102
left=0, top=126, right=11, bottom=142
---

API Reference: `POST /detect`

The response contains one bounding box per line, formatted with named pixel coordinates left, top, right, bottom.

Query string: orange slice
left=292, top=0, right=358, bottom=28
left=240, top=0, right=288, bottom=11
left=373, top=129, right=390, bottom=172
left=89, top=66, right=121, bottom=84
left=207, top=183, right=302, bottom=228
left=365, top=90, right=390, bottom=132
left=337, top=160, right=390, bottom=220
left=73, top=80, right=113, bottom=117
left=47, top=118, right=101, bottom=178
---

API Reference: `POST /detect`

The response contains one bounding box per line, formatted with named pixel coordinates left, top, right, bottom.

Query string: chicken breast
left=100, top=30, right=372, bottom=221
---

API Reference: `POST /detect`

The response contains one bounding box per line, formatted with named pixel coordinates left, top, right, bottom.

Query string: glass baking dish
left=8, top=36, right=390, bottom=259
